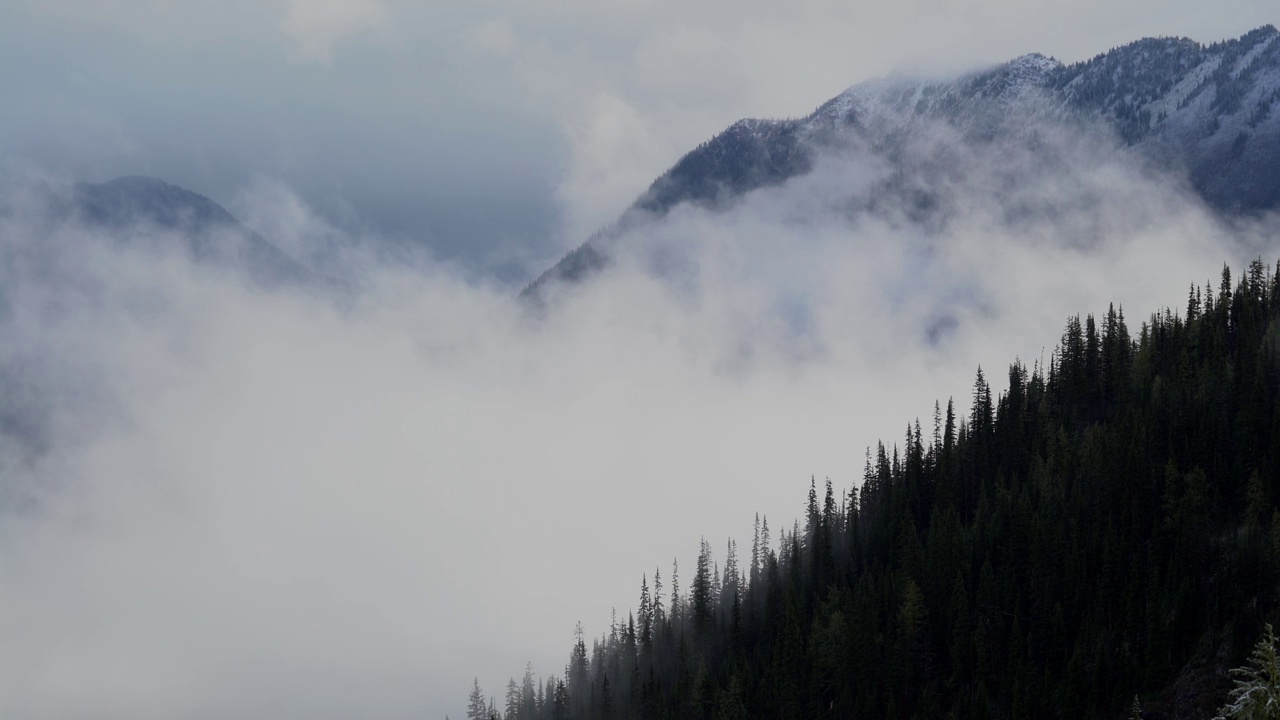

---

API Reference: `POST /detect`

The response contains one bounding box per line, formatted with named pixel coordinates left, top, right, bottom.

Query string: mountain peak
left=525, top=25, right=1280, bottom=296
left=72, top=175, right=238, bottom=232
left=1244, top=23, right=1278, bottom=39
left=63, top=176, right=321, bottom=289
left=1008, top=52, right=1059, bottom=70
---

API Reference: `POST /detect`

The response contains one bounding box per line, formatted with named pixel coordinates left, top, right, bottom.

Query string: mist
left=0, top=117, right=1276, bottom=720
left=6, top=2, right=1277, bottom=281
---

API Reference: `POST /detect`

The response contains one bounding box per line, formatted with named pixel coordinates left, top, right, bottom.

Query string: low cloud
left=0, top=121, right=1276, bottom=720
left=460, top=0, right=1279, bottom=249
left=9, top=1, right=1275, bottom=272
left=281, top=0, right=391, bottom=64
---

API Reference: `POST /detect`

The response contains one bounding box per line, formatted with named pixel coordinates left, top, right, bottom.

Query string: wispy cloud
left=0, top=115, right=1275, bottom=718
left=281, top=0, right=391, bottom=64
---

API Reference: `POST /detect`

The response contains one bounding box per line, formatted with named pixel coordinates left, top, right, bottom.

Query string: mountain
left=0, top=176, right=327, bottom=461
left=57, top=176, right=317, bottom=289
left=526, top=25, right=1280, bottom=296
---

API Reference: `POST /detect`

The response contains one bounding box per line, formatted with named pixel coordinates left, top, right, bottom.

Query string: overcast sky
left=1, top=3, right=1279, bottom=720
left=2, top=0, right=1276, bottom=281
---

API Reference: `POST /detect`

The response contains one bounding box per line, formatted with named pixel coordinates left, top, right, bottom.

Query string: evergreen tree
left=521, top=663, right=536, bottom=719
left=467, top=679, right=488, bottom=720
left=552, top=679, right=570, bottom=720
left=653, top=568, right=665, bottom=630
left=1214, top=624, right=1280, bottom=720
left=693, top=538, right=714, bottom=633
left=638, top=575, right=652, bottom=650
left=506, top=678, right=521, bottom=720
left=600, top=673, right=613, bottom=720
left=751, top=514, right=762, bottom=589
left=670, top=559, right=682, bottom=626
left=480, top=260, right=1280, bottom=720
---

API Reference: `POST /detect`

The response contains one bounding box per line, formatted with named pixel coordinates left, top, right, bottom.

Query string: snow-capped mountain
left=527, top=25, right=1280, bottom=295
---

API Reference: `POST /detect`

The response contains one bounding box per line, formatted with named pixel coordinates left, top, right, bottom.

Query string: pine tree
left=467, top=678, right=488, bottom=720
left=552, top=679, right=570, bottom=720
left=638, top=575, right=652, bottom=650
left=1214, top=624, right=1280, bottom=719
left=506, top=678, right=521, bottom=720
left=693, top=538, right=714, bottom=633
left=482, top=260, right=1280, bottom=720
left=751, top=514, right=762, bottom=589
left=521, top=663, right=536, bottom=719
left=568, top=622, right=589, bottom=698
left=722, top=538, right=739, bottom=624
left=653, top=568, right=665, bottom=630
left=670, top=558, right=682, bottom=625
left=600, top=673, right=613, bottom=720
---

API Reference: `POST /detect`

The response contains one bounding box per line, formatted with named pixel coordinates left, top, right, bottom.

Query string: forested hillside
left=478, top=258, right=1280, bottom=719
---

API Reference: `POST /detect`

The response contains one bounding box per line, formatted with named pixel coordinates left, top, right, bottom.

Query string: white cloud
left=554, top=94, right=669, bottom=244
left=456, top=0, right=1278, bottom=249
left=4, top=3, right=1280, bottom=718
left=9, top=0, right=1276, bottom=270
left=281, top=0, right=391, bottom=64
left=0, top=121, right=1275, bottom=718
left=468, top=16, right=520, bottom=58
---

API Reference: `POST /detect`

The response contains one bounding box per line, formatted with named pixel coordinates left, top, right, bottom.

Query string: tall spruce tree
left=466, top=679, right=488, bottom=720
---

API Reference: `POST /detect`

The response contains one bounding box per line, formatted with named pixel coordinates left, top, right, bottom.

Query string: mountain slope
left=62, top=176, right=317, bottom=288
left=526, top=25, right=1280, bottom=296
left=497, top=260, right=1280, bottom=720
left=0, top=176, right=327, bottom=462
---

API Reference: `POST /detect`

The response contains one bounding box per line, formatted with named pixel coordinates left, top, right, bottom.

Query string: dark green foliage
left=489, top=259, right=1280, bottom=719
left=1214, top=624, right=1280, bottom=719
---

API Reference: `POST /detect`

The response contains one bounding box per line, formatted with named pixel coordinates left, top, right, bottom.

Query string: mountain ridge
left=62, top=175, right=318, bottom=289
left=525, top=25, right=1280, bottom=297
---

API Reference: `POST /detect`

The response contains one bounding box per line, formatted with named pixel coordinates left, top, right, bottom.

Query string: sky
left=1, top=2, right=1279, bottom=720
left=1, top=0, right=1277, bottom=280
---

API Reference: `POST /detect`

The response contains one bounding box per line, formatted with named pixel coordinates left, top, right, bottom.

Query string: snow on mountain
left=526, top=25, right=1280, bottom=296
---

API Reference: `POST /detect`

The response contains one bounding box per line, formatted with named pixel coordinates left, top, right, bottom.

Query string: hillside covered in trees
left=474, top=258, right=1280, bottom=719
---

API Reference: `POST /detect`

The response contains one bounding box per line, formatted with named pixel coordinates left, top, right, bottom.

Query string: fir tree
left=1215, top=624, right=1280, bottom=719
left=466, top=679, right=488, bottom=720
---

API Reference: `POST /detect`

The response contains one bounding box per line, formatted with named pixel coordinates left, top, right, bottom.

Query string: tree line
left=465, top=258, right=1280, bottom=719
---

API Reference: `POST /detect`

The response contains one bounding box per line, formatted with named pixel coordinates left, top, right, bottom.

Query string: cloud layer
left=4, top=1, right=1277, bottom=279
left=1, top=118, right=1277, bottom=719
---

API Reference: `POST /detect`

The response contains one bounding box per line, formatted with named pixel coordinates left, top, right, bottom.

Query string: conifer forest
left=472, top=260, right=1280, bottom=719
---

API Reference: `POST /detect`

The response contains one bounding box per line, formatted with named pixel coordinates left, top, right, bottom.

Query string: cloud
left=553, top=94, right=667, bottom=244
left=5, top=5, right=1280, bottom=717
left=457, top=0, right=1278, bottom=249
left=281, top=0, right=391, bottom=64
left=1, top=117, right=1276, bottom=719
left=8, top=1, right=1276, bottom=277
left=467, top=16, right=520, bottom=58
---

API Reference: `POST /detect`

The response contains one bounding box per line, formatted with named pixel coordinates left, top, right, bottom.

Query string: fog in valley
left=1, top=116, right=1277, bottom=719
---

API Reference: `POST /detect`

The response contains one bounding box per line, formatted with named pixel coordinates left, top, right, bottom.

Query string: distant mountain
left=0, top=176, right=328, bottom=461
left=56, top=176, right=317, bottom=289
left=526, top=25, right=1280, bottom=295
